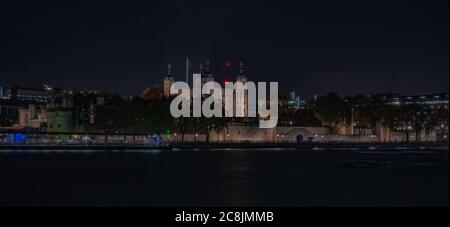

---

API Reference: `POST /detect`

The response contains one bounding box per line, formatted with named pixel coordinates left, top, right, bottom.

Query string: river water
left=0, top=148, right=448, bottom=206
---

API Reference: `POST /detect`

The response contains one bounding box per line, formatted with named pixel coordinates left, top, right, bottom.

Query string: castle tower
left=205, top=60, right=211, bottom=74
left=224, top=61, right=231, bottom=83
left=236, top=61, right=247, bottom=83
left=163, top=64, right=175, bottom=97
left=236, top=61, right=249, bottom=118
left=201, top=60, right=215, bottom=87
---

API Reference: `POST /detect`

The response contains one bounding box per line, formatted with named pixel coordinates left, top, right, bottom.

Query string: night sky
left=0, top=0, right=448, bottom=98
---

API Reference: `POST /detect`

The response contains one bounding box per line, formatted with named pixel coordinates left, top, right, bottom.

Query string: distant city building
left=0, top=85, right=67, bottom=128
left=0, top=86, right=3, bottom=99
left=383, top=93, right=449, bottom=109
left=47, top=95, right=74, bottom=109
left=0, top=99, right=29, bottom=127
left=118, top=92, right=133, bottom=101
left=298, top=98, right=309, bottom=110
left=287, top=91, right=297, bottom=110
left=6, top=86, right=52, bottom=103
left=289, top=91, right=296, bottom=101
left=47, top=108, right=73, bottom=133
left=70, top=90, right=114, bottom=129
left=284, top=91, right=305, bottom=111
left=18, top=104, right=47, bottom=130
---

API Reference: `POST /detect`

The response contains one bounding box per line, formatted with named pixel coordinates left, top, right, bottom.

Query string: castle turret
left=236, top=61, right=249, bottom=118
left=205, top=60, right=211, bottom=74
left=236, top=61, right=247, bottom=83
left=201, top=60, right=214, bottom=87
left=163, top=64, right=175, bottom=97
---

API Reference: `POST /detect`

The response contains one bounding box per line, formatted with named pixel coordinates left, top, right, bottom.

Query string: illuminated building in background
left=385, top=93, right=449, bottom=109
left=286, top=91, right=304, bottom=110
left=287, top=91, right=296, bottom=110
left=298, top=97, right=308, bottom=110
left=0, top=86, right=3, bottom=99
left=18, top=104, right=47, bottom=131
left=0, top=99, right=28, bottom=127
left=47, top=108, right=73, bottom=133
left=6, top=86, right=52, bottom=103
left=0, top=85, right=64, bottom=128
left=163, top=64, right=175, bottom=98
left=47, top=94, right=74, bottom=109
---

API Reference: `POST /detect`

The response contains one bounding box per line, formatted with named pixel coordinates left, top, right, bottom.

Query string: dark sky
left=0, top=0, right=448, bottom=98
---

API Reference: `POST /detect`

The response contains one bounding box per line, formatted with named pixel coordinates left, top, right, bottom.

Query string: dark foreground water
left=0, top=148, right=448, bottom=207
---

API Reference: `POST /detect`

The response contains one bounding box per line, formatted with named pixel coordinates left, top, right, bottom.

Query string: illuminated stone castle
left=163, top=60, right=249, bottom=117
